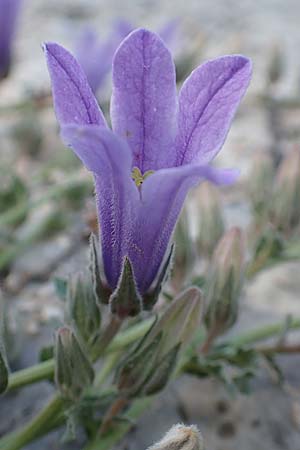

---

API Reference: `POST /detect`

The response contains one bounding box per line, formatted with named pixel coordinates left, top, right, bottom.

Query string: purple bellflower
left=44, top=28, right=251, bottom=297
left=0, top=0, right=22, bottom=79
left=75, top=19, right=179, bottom=94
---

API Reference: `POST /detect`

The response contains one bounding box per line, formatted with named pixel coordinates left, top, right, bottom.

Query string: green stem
left=225, top=317, right=300, bottom=347
left=7, top=359, right=55, bottom=391
left=94, top=352, right=121, bottom=387
left=0, top=394, right=64, bottom=450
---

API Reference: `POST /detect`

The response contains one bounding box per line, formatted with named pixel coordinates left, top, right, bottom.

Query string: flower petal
left=74, top=29, right=111, bottom=94
left=61, top=125, right=139, bottom=289
left=111, top=28, right=178, bottom=172
left=44, top=42, right=107, bottom=127
left=75, top=21, right=133, bottom=94
left=158, top=18, right=180, bottom=51
left=176, top=55, right=252, bottom=166
left=0, top=0, right=21, bottom=79
left=130, top=164, right=237, bottom=293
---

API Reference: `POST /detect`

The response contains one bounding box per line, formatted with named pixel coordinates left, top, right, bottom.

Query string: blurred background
left=1, top=0, right=300, bottom=449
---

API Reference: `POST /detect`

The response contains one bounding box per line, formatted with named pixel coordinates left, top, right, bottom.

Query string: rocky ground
left=1, top=0, right=300, bottom=449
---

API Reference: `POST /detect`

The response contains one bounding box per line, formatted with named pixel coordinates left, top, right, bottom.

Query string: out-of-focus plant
left=0, top=167, right=28, bottom=227
left=247, top=146, right=300, bottom=276
left=0, top=0, right=22, bottom=80
left=270, top=147, right=300, bottom=234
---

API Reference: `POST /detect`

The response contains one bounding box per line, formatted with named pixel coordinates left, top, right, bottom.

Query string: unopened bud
left=55, top=327, right=94, bottom=401
left=148, top=424, right=204, bottom=450
left=116, top=287, right=203, bottom=397
left=196, top=182, right=224, bottom=255
left=205, top=227, right=245, bottom=334
left=247, top=225, right=283, bottom=277
left=173, top=207, right=195, bottom=282
left=65, top=271, right=101, bottom=349
left=110, top=257, right=142, bottom=318
left=248, top=153, right=274, bottom=220
left=271, top=147, right=300, bottom=233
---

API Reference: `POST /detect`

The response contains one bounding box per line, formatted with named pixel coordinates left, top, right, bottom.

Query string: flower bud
left=196, top=182, right=224, bottom=255
left=173, top=207, right=195, bottom=283
left=247, top=225, right=283, bottom=277
left=271, top=147, right=300, bottom=233
left=248, top=153, right=274, bottom=220
left=205, top=227, right=245, bottom=334
left=65, top=271, right=101, bottom=349
left=55, top=326, right=94, bottom=401
left=148, top=424, right=204, bottom=450
left=115, top=287, right=203, bottom=397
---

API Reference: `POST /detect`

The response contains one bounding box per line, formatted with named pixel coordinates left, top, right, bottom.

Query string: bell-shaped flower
left=0, top=0, right=22, bottom=79
left=44, top=28, right=251, bottom=297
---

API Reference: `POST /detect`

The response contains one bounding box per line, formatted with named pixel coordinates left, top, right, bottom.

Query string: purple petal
left=43, top=42, right=107, bottom=127
left=158, top=18, right=180, bottom=51
left=0, top=0, right=22, bottom=79
left=61, top=125, right=139, bottom=289
left=130, top=164, right=237, bottom=293
left=112, top=19, right=133, bottom=39
left=111, top=28, right=178, bottom=172
left=74, top=29, right=111, bottom=94
left=176, top=55, right=252, bottom=166
left=74, top=21, right=133, bottom=94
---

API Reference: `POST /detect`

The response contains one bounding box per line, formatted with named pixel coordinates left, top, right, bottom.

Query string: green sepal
left=116, top=334, right=163, bottom=397
left=55, top=326, right=94, bottom=401
left=110, top=257, right=142, bottom=318
left=143, top=244, right=174, bottom=310
left=65, top=271, right=102, bottom=349
left=89, top=233, right=111, bottom=304
left=142, top=343, right=181, bottom=396
left=115, top=287, right=202, bottom=397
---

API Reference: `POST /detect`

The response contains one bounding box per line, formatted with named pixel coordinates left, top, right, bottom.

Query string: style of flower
left=74, top=19, right=179, bottom=94
left=0, top=0, right=22, bottom=80
left=44, top=28, right=251, bottom=296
